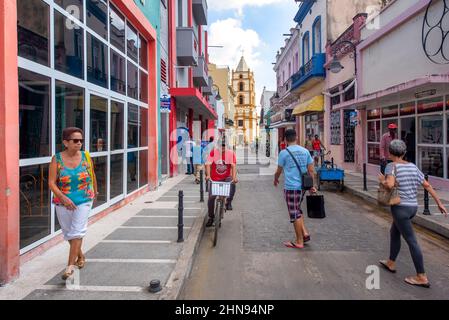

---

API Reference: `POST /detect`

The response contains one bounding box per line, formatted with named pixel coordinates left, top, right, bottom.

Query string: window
left=418, top=97, right=444, bottom=114
left=128, top=104, right=139, bottom=148
left=127, top=23, right=138, bottom=63
left=140, top=71, right=148, bottom=103
left=127, top=151, right=138, bottom=193
left=239, top=96, right=244, bottom=105
left=54, top=0, right=83, bottom=22
left=400, top=101, right=416, bottom=116
left=90, top=95, right=108, bottom=152
left=139, top=150, right=148, bottom=187
left=140, top=107, right=148, bottom=147
left=343, top=81, right=355, bottom=102
left=111, top=101, right=124, bottom=150
left=330, top=87, right=340, bottom=107
left=55, top=81, right=84, bottom=152
left=418, top=147, right=444, bottom=177
left=92, top=156, right=107, bottom=208
left=313, top=17, right=321, bottom=55
left=239, top=82, right=244, bottom=91
left=381, top=105, right=398, bottom=118
left=54, top=10, right=84, bottom=79
left=87, top=33, right=108, bottom=88
left=110, top=4, right=125, bottom=53
left=20, top=164, right=51, bottom=249
left=368, top=121, right=380, bottom=142
left=302, top=32, right=310, bottom=65
left=288, top=62, right=292, bottom=77
left=139, top=35, right=148, bottom=70
left=127, top=61, right=138, bottom=99
left=86, top=0, right=107, bottom=40
left=110, top=154, right=124, bottom=198
left=110, top=49, right=126, bottom=95
left=238, top=120, right=244, bottom=127
left=330, top=111, right=341, bottom=145
left=401, top=117, right=416, bottom=163
left=419, top=115, right=443, bottom=144
left=18, top=0, right=50, bottom=66
left=19, top=69, right=51, bottom=159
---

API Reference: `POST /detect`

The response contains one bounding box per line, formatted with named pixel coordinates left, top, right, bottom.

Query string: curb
left=158, top=205, right=208, bottom=300
left=344, top=185, right=449, bottom=240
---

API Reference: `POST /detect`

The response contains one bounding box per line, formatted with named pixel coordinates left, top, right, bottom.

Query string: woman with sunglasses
left=49, top=127, right=98, bottom=280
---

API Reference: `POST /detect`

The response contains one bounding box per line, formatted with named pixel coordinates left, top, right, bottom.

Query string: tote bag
left=377, top=164, right=401, bottom=206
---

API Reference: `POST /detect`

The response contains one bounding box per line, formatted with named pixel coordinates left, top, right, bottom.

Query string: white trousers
left=56, top=202, right=92, bottom=241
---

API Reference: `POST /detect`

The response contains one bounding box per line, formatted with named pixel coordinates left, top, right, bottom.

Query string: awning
left=292, top=95, right=324, bottom=116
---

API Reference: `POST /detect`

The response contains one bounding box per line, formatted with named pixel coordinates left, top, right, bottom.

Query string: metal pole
left=363, top=163, right=368, bottom=191
left=178, top=190, right=184, bottom=243
left=331, top=157, right=334, bottom=169
left=200, top=170, right=204, bottom=202
left=423, top=174, right=431, bottom=215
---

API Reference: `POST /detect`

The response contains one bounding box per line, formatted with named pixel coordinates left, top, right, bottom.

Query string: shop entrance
left=344, top=110, right=355, bottom=162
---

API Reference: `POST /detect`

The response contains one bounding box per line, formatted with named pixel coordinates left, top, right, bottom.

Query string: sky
left=207, top=0, right=300, bottom=105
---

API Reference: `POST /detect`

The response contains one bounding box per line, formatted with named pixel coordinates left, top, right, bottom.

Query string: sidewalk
left=343, top=171, right=449, bottom=239
left=0, top=174, right=207, bottom=300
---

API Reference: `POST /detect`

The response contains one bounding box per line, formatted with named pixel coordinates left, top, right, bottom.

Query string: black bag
left=286, top=148, right=314, bottom=191
left=306, top=194, right=326, bottom=219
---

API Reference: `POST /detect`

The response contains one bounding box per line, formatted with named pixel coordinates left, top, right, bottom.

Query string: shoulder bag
left=377, top=164, right=401, bottom=206
left=285, top=148, right=314, bottom=191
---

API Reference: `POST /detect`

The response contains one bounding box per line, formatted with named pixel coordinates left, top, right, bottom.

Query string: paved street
left=181, top=161, right=449, bottom=300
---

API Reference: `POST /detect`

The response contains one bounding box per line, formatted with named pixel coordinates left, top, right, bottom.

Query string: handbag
left=286, top=148, right=314, bottom=191
left=84, top=151, right=97, bottom=190
left=306, top=194, right=326, bottom=219
left=377, top=164, right=401, bottom=206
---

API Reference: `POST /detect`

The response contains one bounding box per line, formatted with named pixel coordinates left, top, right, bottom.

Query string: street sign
left=160, top=93, right=171, bottom=113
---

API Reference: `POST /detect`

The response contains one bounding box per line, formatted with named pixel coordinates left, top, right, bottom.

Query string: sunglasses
left=69, top=139, right=84, bottom=144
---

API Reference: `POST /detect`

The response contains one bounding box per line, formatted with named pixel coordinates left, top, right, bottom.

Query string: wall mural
left=422, top=0, right=449, bottom=64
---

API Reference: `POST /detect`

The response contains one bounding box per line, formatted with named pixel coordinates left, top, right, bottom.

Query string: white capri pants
left=56, top=202, right=93, bottom=241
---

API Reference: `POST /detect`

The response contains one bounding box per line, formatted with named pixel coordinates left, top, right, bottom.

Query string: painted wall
left=360, top=0, right=449, bottom=96
left=208, top=63, right=235, bottom=122
left=275, top=29, right=300, bottom=92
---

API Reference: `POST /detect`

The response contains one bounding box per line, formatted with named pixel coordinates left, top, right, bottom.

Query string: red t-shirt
left=313, top=140, right=322, bottom=151
left=207, top=149, right=236, bottom=181
left=280, top=142, right=286, bottom=150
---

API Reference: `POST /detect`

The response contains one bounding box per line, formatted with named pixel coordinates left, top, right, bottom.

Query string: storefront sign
left=160, top=94, right=171, bottom=113
left=349, top=110, right=358, bottom=127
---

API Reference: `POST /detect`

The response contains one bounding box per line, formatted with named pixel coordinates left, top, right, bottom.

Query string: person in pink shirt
left=380, top=123, right=397, bottom=174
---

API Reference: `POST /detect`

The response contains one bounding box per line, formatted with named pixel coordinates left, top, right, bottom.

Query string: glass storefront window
left=54, top=10, right=84, bottom=79
left=382, top=105, right=398, bottom=118
left=54, top=0, right=84, bottom=22
left=400, top=117, right=416, bottom=164
left=55, top=81, right=84, bottom=152
left=20, top=163, right=51, bottom=249
left=447, top=113, right=449, bottom=144
left=18, top=0, right=50, bottom=66
left=110, top=154, right=124, bottom=198
left=127, top=151, right=138, bottom=193
left=19, top=69, right=51, bottom=159
left=140, top=71, right=148, bottom=103
left=139, top=35, right=148, bottom=70
left=111, top=49, right=126, bottom=95
left=87, top=33, right=108, bottom=88
left=92, top=156, right=107, bottom=208
left=418, top=146, right=444, bottom=178
left=127, top=61, right=138, bottom=99
left=86, top=0, right=108, bottom=40
left=367, top=108, right=380, bottom=120
left=400, top=101, right=416, bottom=116
left=111, top=101, right=124, bottom=150
left=417, top=96, right=444, bottom=114
left=382, top=119, right=398, bottom=135
left=367, top=121, right=380, bottom=142
left=418, top=115, right=443, bottom=144
left=127, top=23, right=138, bottom=63
left=139, top=150, right=148, bottom=187
left=128, top=104, right=139, bottom=148
left=140, top=107, right=148, bottom=147
left=90, top=95, right=108, bottom=152
left=110, top=4, right=125, bottom=53
left=368, top=144, right=380, bottom=165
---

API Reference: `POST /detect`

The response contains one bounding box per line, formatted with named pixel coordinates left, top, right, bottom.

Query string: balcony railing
left=192, top=0, right=208, bottom=25
left=291, top=53, right=326, bottom=92
left=176, top=27, right=198, bottom=66
left=193, top=55, right=208, bottom=87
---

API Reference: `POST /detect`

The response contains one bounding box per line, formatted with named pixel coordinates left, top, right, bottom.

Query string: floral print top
left=53, top=151, right=95, bottom=206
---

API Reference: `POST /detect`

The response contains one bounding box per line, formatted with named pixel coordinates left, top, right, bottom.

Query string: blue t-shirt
left=278, top=145, right=314, bottom=190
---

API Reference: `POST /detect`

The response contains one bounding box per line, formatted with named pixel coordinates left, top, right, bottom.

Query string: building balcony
left=193, top=55, right=208, bottom=87
left=176, top=27, right=198, bottom=66
left=192, top=0, right=208, bottom=25
left=291, top=53, right=326, bottom=94
left=202, top=76, right=213, bottom=95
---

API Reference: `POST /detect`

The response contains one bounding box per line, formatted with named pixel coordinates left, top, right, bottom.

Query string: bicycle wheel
left=219, top=198, right=225, bottom=228
left=212, top=199, right=221, bottom=247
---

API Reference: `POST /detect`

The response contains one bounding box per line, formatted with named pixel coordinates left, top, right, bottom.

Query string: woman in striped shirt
left=378, top=140, right=448, bottom=288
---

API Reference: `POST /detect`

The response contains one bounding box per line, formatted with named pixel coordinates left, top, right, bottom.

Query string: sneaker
left=226, top=203, right=233, bottom=211
left=206, top=218, right=214, bottom=227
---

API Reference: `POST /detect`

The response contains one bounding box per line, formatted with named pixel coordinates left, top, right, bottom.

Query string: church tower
left=232, top=56, right=257, bottom=145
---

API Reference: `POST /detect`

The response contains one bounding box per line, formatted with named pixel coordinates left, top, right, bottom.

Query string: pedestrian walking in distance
left=378, top=140, right=448, bottom=288
left=48, top=127, right=98, bottom=280
left=380, top=123, right=397, bottom=174
left=274, top=129, right=316, bottom=249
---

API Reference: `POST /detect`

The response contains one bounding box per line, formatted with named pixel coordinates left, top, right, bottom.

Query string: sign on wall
left=160, top=94, right=171, bottom=113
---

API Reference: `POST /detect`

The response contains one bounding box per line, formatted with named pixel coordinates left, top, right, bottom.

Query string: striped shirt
left=385, top=162, right=425, bottom=206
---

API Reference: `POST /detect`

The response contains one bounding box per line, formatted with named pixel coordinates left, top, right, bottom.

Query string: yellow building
left=208, top=63, right=236, bottom=132
left=232, top=56, right=258, bottom=145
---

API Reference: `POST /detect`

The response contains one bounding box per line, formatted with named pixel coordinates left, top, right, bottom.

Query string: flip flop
left=283, top=241, right=304, bottom=249
left=379, top=260, right=396, bottom=273
left=304, top=235, right=311, bottom=243
left=404, top=277, right=431, bottom=288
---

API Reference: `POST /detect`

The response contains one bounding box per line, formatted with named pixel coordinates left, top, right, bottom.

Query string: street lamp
left=212, top=84, right=222, bottom=101
left=327, top=40, right=357, bottom=75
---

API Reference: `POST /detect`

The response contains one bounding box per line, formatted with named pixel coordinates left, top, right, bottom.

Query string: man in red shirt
left=205, top=140, right=238, bottom=227
left=380, top=123, right=397, bottom=174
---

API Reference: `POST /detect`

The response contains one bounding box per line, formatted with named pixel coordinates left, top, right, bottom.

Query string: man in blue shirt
left=274, top=129, right=316, bottom=249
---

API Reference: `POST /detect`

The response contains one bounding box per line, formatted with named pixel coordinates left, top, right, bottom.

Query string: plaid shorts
left=284, top=190, right=304, bottom=223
